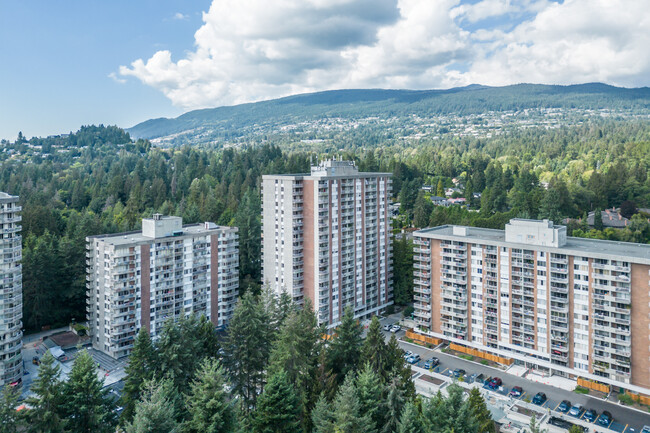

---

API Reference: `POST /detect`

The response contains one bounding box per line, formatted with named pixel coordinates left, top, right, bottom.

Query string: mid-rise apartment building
left=413, top=219, right=650, bottom=395
left=262, top=160, right=393, bottom=327
left=86, top=215, right=238, bottom=358
left=0, top=193, right=22, bottom=386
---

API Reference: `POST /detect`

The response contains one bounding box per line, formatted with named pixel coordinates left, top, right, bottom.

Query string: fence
left=405, top=329, right=442, bottom=346
left=625, top=390, right=650, bottom=406
left=577, top=378, right=610, bottom=393
left=448, top=343, right=514, bottom=365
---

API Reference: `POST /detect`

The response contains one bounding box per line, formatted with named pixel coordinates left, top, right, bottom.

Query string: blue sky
left=1, top=0, right=648, bottom=140
left=0, top=1, right=210, bottom=139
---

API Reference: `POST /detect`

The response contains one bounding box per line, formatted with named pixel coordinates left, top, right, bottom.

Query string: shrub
left=618, top=393, right=635, bottom=405
left=403, top=306, right=414, bottom=318
left=480, top=360, right=489, bottom=366
left=574, top=386, right=589, bottom=394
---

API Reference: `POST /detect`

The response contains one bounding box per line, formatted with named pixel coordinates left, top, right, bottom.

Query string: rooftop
left=416, top=222, right=650, bottom=264
left=262, top=159, right=392, bottom=179
left=88, top=220, right=235, bottom=247
left=0, top=192, right=18, bottom=200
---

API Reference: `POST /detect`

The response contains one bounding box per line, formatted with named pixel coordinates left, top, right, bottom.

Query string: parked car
left=383, top=324, right=392, bottom=331
left=583, top=409, right=598, bottom=422
left=32, top=356, right=40, bottom=365
left=452, top=369, right=466, bottom=378
left=532, top=392, right=547, bottom=405
left=557, top=400, right=571, bottom=413
left=488, top=377, right=502, bottom=389
left=642, top=425, right=650, bottom=433
left=390, top=324, right=401, bottom=333
left=597, top=411, right=613, bottom=426
left=424, top=357, right=439, bottom=369
left=403, top=350, right=412, bottom=359
left=569, top=404, right=584, bottom=417
left=509, top=386, right=523, bottom=398
left=407, top=354, right=421, bottom=364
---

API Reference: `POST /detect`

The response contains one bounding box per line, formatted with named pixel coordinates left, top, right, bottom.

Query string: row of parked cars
left=383, top=323, right=401, bottom=333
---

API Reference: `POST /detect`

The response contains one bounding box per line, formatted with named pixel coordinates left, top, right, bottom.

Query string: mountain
left=127, top=83, right=650, bottom=145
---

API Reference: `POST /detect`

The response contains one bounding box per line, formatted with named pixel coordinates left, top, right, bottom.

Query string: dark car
left=583, top=409, right=598, bottom=422
left=424, top=357, right=439, bottom=369
left=532, top=392, right=547, bottom=405
left=509, top=386, right=523, bottom=397
left=557, top=400, right=571, bottom=413
left=452, top=369, right=466, bottom=378
left=32, top=356, right=40, bottom=365
left=488, top=377, right=502, bottom=389
left=598, top=411, right=613, bottom=426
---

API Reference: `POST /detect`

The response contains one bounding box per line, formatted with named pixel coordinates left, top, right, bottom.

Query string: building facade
left=413, top=219, right=650, bottom=395
left=262, top=160, right=393, bottom=327
left=86, top=215, right=238, bottom=358
left=0, top=193, right=22, bottom=386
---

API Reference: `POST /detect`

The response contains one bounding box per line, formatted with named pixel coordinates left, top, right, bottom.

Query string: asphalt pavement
left=377, top=315, right=650, bottom=433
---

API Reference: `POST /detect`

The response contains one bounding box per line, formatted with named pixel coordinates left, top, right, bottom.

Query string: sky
left=1, top=0, right=649, bottom=140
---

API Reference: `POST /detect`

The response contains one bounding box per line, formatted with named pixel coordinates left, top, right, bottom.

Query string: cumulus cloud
left=119, top=0, right=650, bottom=110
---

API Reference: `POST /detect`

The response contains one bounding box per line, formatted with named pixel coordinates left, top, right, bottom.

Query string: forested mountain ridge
left=127, top=83, right=650, bottom=146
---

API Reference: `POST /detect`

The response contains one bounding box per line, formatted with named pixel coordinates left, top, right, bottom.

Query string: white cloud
left=108, top=72, right=126, bottom=84
left=119, top=0, right=650, bottom=110
left=172, top=12, right=189, bottom=20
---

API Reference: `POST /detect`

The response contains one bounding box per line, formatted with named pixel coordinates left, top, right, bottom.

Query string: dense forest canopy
left=2, top=117, right=650, bottom=330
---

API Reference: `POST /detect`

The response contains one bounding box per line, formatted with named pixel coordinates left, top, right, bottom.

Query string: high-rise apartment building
left=86, top=215, right=238, bottom=358
left=413, top=219, right=650, bottom=394
left=262, top=160, right=393, bottom=327
left=0, top=192, right=22, bottom=387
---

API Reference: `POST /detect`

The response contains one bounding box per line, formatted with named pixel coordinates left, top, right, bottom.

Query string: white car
left=390, top=324, right=401, bottom=333
left=383, top=324, right=392, bottom=331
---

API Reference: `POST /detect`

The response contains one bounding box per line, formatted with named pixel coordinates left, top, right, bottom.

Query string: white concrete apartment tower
left=413, top=218, right=650, bottom=396
left=0, top=192, right=22, bottom=386
left=86, top=215, right=239, bottom=358
left=262, top=159, right=393, bottom=327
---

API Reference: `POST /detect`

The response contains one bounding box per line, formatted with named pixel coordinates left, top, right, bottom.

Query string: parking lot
left=378, top=316, right=650, bottom=433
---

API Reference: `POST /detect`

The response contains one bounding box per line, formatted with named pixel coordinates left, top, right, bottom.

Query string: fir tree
left=251, top=370, right=302, bottom=433
left=61, top=350, right=116, bottom=433
left=360, top=316, right=387, bottom=376
left=326, top=306, right=362, bottom=382
left=467, top=388, right=495, bottom=433
left=223, top=291, right=271, bottom=413
left=436, top=180, right=445, bottom=198
left=332, top=375, right=374, bottom=433
left=125, top=379, right=179, bottom=433
left=0, top=385, right=21, bottom=433
left=382, top=378, right=405, bottom=433
left=195, top=314, right=221, bottom=360
left=25, top=351, right=65, bottom=433
left=121, top=328, right=156, bottom=423
left=355, top=363, right=385, bottom=432
left=397, top=401, right=424, bottom=433
left=184, top=359, right=237, bottom=433
left=310, top=394, right=335, bottom=433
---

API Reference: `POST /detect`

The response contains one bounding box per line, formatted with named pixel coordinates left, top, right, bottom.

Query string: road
left=378, top=315, right=650, bottom=433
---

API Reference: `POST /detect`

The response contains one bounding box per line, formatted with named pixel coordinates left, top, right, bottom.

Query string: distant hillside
left=127, top=83, right=650, bottom=145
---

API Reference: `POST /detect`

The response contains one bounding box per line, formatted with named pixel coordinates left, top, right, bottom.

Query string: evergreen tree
left=435, top=180, right=445, bottom=198
left=529, top=414, right=547, bottom=433
left=121, top=328, right=156, bottom=423
left=25, top=351, right=65, bottom=433
left=223, top=292, right=271, bottom=413
left=397, top=401, right=424, bottom=433
left=251, top=370, right=302, bottom=433
left=268, top=300, right=321, bottom=428
left=467, top=388, right=495, bottom=433
left=126, top=379, right=179, bottom=433
left=235, top=189, right=262, bottom=293
left=422, top=384, right=477, bottom=433
left=355, top=364, right=385, bottom=432
left=593, top=208, right=604, bottom=231
left=195, top=314, right=221, bottom=360
left=61, top=350, right=116, bottom=433
left=413, top=191, right=433, bottom=228
left=310, top=394, right=335, bottom=433
left=0, top=385, right=21, bottom=433
left=360, top=317, right=387, bottom=376
left=392, top=237, right=414, bottom=306
left=184, top=359, right=236, bottom=433
left=382, top=378, right=405, bottom=433
left=332, top=375, right=374, bottom=433
left=568, top=426, right=583, bottom=433
left=326, top=306, right=362, bottom=382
